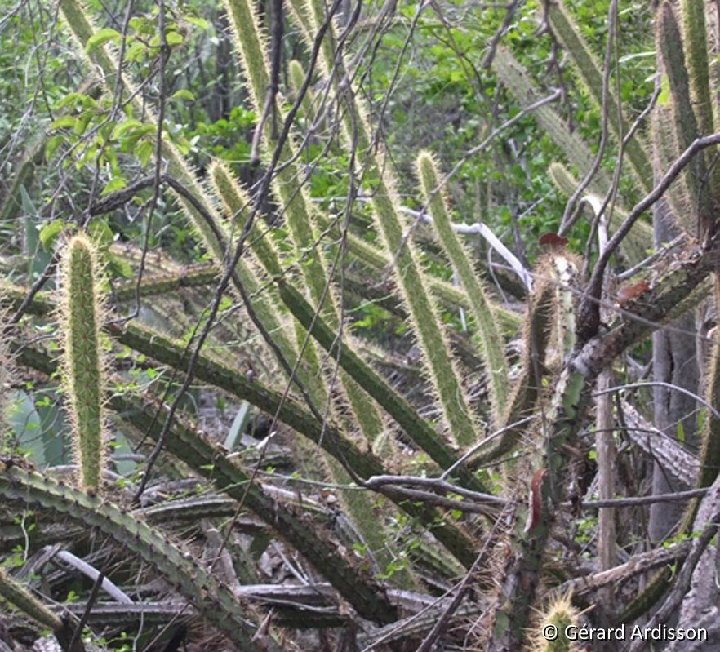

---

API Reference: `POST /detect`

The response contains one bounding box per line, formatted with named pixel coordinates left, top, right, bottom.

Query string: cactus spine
left=60, top=234, right=105, bottom=493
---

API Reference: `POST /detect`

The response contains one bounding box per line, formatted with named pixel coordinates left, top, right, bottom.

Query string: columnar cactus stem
left=417, top=151, right=509, bottom=422
left=60, top=234, right=105, bottom=494
left=658, top=1, right=712, bottom=232
left=0, top=467, right=266, bottom=649
left=0, top=568, right=63, bottom=633
left=531, top=594, right=579, bottom=652
left=297, top=0, right=479, bottom=447
left=547, top=0, right=653, bottom=193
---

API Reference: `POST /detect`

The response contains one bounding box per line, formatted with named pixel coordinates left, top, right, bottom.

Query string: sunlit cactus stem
left=60, top=234, right=105, bottom=494
left=531, top=594, right=579, bottom=652
left=416, top=151, right=509, bottom=422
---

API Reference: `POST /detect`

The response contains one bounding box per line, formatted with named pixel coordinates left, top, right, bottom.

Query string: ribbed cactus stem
left=0, top=568, right=63, bottom=632
left=532, top=595, right=578, bottom=652
left=682, top=281, right=720, bottom=528
left=679, top=0, right=720, bottom=214
left=469, top=270, right=554, bottom=468
left=209, top=160, right=331, bottom=413
left=298, top=0, right=478, bottom=447
left=547, top=1, right=653, bottom=193
left=680, top=0, right=713, bottom=135
left=215, top=0, right=420, bottom=586
left=0, top=467, right=265, bottom=649
left=288, top=59, right=315, bottom=122
left=417, top=151, right=509, bottom=421
left=658, top=1, right=711, bottom=230
left=57, top=0, right=117, bottom=87
left=223, top=0, right=397, bottom=450
left=206, top=6, right=402, bottom=576
left=492, top=47, right=612, bottom=196
left=60, top=234, right=105, bottom=494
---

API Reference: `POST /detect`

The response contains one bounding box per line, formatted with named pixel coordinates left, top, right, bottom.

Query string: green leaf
left=39, top=220, right=66, bottom=251
left=88, top=219, right=114, bottom=246
left=136, top=140, right=154, bottom=167
left=111, top=119, right=144, bottom=140
left=129, top=16, right=153, bottom=35
left=126, top=41, right=147, bottom=62
left=50, top=116, right=78, bottom=131
left=186, top=16, right=210, bottom=30
left=172, top=135, right=191, bottom=156
left=101, top=176, right=127, bottom=195
left=86, top=28, right=120, bottom=53
left=165, top=31, right=184, bottom=46
left=108, top=254, right=133, bottom=279
left=171, top=89, right=195, bottom=101
left=46, top=135, right=64, bottom=160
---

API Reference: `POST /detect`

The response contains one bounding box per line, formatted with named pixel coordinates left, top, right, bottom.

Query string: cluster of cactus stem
left=0, top=0, right=714, bottom=647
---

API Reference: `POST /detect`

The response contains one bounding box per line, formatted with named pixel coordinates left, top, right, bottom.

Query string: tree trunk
left=649, top=199, right=699, bottom=541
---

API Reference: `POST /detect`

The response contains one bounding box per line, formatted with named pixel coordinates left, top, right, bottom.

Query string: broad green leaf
left=165, top=31, right=184, bottom=46
left=50, top=116, right=78, bottom=131
left=126, top=41, right=147, bottom=62
left=86, top=28, right=120, bottom=53
left=186, top=16, right=210, bottom=30
left=101, top=176, right=127, bottom=195
left=39, top=220, right=66, bottom=251
left=171, top=89, right=195, bottom=101
left=136, top=140, right=154, bottom=166
left=111, top=119, right=144, bottom=140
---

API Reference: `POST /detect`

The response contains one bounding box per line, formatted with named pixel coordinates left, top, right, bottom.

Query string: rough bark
left=649, top=202, right=699, bottom=541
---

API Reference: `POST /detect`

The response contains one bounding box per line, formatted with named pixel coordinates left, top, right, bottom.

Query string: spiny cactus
left=623, top=0, right=720, bottom=622
left=492, top=46, right=612, bottom=197
left=0, top=466, right=266, bottom=650
left=59, top=234, right=106, bottom=494
left=530, top=594, right=580, bottom=652
left=287, top=59, right=316, bottom=122
left=0, top=567, right=63, bottom=633
left=41, top=0, right=720, bottom=646
left=658, top=1, right=711, bottom=233
left=417, top=151, right=510, bottom=422
left=295, top=0, right=479, bottom=447
left=547, top=0, right=653, bottom=193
